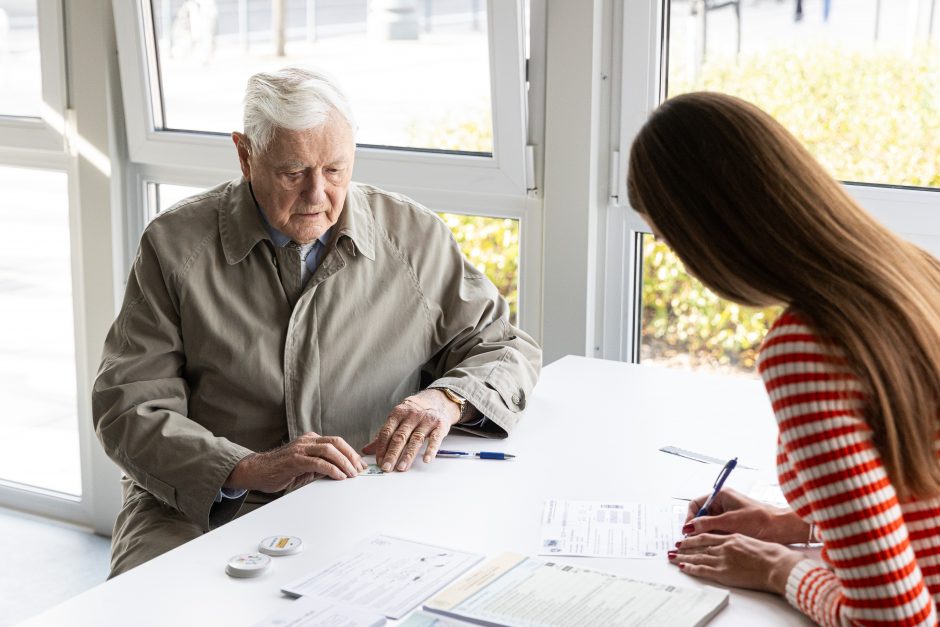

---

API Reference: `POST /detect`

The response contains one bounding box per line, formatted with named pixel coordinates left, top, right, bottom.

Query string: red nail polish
left=667, top=551, right=676, bottom=560
left=678, top=563, right=686, bottom=570
left=682, top=524, right=694, bottom=534
left=675, top=541, right=682, bottom=548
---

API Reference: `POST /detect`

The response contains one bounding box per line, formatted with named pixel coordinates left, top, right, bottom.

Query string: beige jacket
left=93, top=178, right=541, bottom=532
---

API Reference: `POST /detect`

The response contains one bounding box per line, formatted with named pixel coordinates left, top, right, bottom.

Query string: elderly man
left=93, top=67, right=541, bottom=577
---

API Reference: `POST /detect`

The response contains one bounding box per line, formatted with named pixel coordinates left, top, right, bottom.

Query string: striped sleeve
left=758, top=310, right=937, bottom=627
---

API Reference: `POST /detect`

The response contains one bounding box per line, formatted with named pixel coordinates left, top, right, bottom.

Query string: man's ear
left=232, top=132, right=252, bottom=180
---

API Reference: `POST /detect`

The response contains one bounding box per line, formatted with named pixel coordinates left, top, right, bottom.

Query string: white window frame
left=0, top=0, right=125, bottom=530
left=112, top=0, right=531, bottom=199
left=602, top=0, right=940, bottom=364
left=0, top=0, right=66, bottom=154
left=113, top=0, right=544, bottom=339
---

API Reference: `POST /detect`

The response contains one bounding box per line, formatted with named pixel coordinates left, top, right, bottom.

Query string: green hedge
left=642, top=44, right=939, bottom=373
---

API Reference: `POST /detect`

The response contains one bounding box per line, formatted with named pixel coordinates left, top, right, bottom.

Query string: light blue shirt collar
left=257, top=207, right=332, bottom=249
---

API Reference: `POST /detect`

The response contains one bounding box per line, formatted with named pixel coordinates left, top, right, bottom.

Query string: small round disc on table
left=225, top=553, right=271, bottom=578
left=258, top=535, right=304, bottom=557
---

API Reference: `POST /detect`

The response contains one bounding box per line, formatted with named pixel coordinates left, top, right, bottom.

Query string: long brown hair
left=628, top=91, right=940, bottom=498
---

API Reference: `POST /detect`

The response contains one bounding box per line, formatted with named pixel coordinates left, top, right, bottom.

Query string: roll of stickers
left=225, top=553, right=271, bottom=578
left=259, top=535, right=304, bottom=557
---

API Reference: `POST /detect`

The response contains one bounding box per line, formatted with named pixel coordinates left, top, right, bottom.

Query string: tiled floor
left=0, top=507, right=109, bottom=627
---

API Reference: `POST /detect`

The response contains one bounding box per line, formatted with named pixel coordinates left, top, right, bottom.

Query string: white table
left=26, top=356, right=813, bottom=626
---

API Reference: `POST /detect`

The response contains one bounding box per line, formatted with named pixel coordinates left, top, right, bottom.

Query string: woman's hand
left=684, top=488, right=810, bottom=545
left=669, top=533, right=806, bottom=594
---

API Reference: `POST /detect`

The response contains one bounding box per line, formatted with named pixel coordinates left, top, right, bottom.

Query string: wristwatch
left=440, top=388, right=470, bottom=423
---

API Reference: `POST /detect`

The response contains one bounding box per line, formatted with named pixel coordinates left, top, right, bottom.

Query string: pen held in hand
left=436, top=450, right=516, bottom=460
left=695, top=457, right=737, bottom=518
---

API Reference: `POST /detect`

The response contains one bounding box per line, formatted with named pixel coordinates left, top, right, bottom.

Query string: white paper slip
left=359, top=464, right=386, bottom=476
left=660, top=446, right=758, bottom=470
left=539, top=500, right=685, bottom=558
left=281, top=535, right=484, bottom=620
left=253, top=594, right=386, bottom=627
left=399, top=610, right=479, bottom=626
left=425, top=553, right=729, bottom=627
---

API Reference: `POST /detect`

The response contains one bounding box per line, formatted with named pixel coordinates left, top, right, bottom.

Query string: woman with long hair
left=628, top=91, right=940, bottom=625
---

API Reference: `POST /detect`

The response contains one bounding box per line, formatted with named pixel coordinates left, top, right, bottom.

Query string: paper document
left=539, top=500, right=685, bottom=558
left=660, top=446, right=757, bottom=470
left=399, top=610, right=479, bottom=626
left=425, top=553, right=729, bottom=627
left=253, top=594, right=386, bottom=627
left=281, top=536, right=484, bottom=620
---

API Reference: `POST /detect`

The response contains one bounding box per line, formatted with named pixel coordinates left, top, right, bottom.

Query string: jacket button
left=511, top=394, right=521, bottom=406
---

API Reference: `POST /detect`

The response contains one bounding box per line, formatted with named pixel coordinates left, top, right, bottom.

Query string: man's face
left=233, top=116, right=355, bottom=244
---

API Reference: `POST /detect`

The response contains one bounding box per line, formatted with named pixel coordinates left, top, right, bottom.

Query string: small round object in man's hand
left=258, top=535, right=304, bottom=556
left=225, top=552, right=271, bottom=578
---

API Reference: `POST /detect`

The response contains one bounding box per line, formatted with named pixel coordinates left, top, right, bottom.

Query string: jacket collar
left=220, top=178, right=376, bottom=265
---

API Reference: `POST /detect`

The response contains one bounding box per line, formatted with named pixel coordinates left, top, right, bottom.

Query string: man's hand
left=362, top=389, right=462, bottom=472
left=683, top=488, right=810, bottom=545
left=225, top=433, right=366, bottom=493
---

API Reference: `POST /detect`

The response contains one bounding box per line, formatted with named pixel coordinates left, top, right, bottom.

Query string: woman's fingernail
left=678, top=563, right=686, bottom=570
left=675, top=541, right=682, bottom=548
left=682, top=524, right=694, bottom=534
left=667, top=551, right=676, bottom=560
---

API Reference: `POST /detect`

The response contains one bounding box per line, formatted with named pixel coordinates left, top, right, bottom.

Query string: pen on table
left=436, top=450, right=516, bottom=460
left=695, top=457, right=737, bottom=518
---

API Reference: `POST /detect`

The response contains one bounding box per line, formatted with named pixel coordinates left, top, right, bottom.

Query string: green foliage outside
left=641, top=237, right=780, bottom=372
left=408, top=108, right=520, bottom=323
left=439, top=212, right=519, bottom=325
left=643, top=43, right=940, bottom=373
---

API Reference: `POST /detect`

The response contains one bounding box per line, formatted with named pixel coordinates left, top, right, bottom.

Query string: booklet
left=424, top=553, right=729, bottom=627
left=281, top=535, right=484, bottom=620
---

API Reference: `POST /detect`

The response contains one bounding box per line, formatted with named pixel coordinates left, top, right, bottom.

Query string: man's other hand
left=225, top=433, right=366, bottom=493
left=362, top=389, right=461, bottom=472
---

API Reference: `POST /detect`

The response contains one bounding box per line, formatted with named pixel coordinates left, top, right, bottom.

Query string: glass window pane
left=0, top=166, right=79, bottom=495
left=150, top=0, right=493, bottom=153
left=151, top=184, right=520, bottom=323
left=640, top=234, right=781, bottom=377
left=439, top=212, right=519, bottom=325
left=666, top=0, right=940, bottom=189
left=0, top=0, right=42, bottom=118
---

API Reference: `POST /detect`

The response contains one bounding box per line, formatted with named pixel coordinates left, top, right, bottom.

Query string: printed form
left=424, top=553, right=729, bottom=627
left=281, top=536, right=483, bottom=620
left=539, top=500, right=686, bottom=558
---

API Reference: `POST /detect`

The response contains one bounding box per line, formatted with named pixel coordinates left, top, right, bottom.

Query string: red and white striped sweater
left=758, top=310, right=940, bottom=626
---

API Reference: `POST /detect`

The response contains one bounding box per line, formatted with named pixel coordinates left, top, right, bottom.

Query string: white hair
left=242, top=66, right=357, bottom=155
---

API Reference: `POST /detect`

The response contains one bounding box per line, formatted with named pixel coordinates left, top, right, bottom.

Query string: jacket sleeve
left=417, top=218, right=542, bottom=436
left=92, top=230, right=254, bottom=531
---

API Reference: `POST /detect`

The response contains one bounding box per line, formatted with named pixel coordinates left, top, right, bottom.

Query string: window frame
left=0, top=0, right=120, bottom=527
left=603, top=0, right=940, bottom=365
left=112, top=0, right=532, bottom=201
left=0, top=0, right=67, bottom=153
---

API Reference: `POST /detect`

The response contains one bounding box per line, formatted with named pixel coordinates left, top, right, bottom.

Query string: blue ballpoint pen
left=436, top=450, right=516, bottom=460
left=695, top=457, right=737, bottom=517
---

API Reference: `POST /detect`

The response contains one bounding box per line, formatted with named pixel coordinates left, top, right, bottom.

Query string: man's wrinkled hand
left=225, top=433, right=366, bottom=493
left=362, top=389, right=461, bottom=472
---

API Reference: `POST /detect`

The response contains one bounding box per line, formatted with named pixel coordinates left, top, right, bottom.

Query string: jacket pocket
left=143, top=473, right=178, bottom=509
